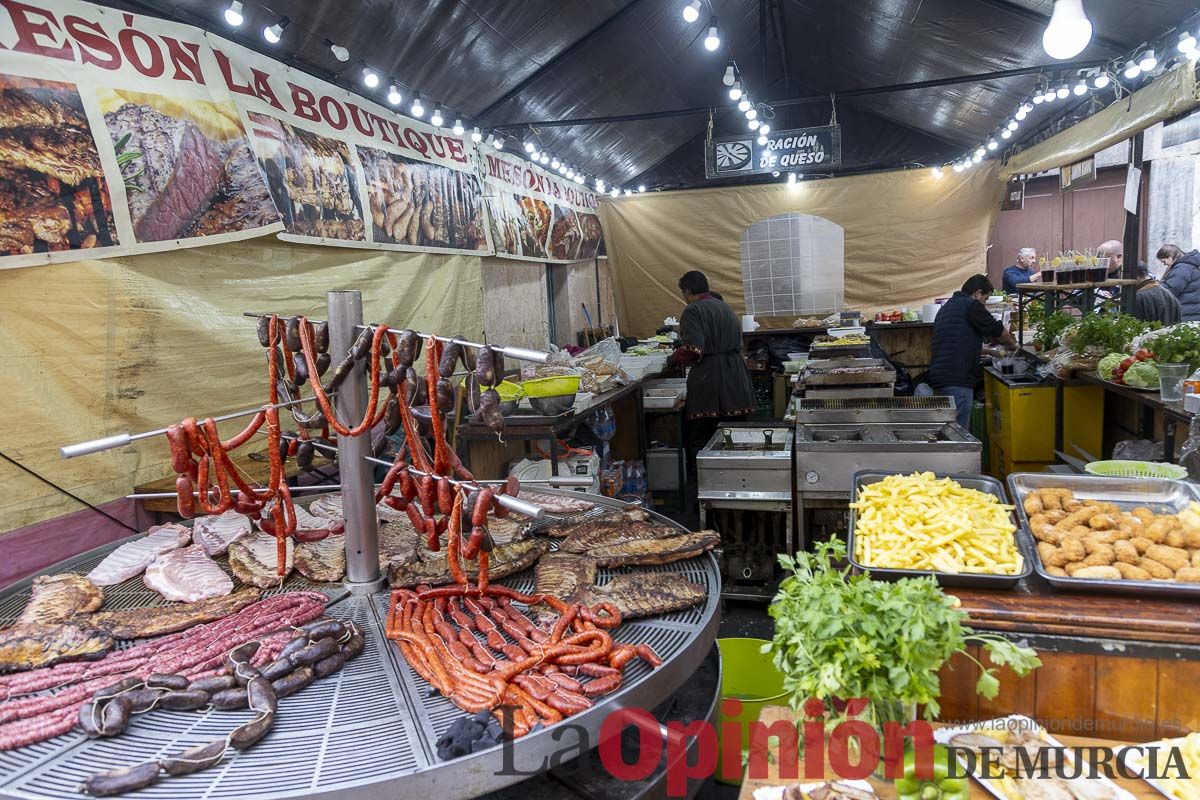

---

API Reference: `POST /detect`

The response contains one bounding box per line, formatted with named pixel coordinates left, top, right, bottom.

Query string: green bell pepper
left=895, top=744, right=969, bottom=800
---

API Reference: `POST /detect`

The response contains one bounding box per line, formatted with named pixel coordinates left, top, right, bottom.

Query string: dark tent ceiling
left=120, top=0, right=1199, bottom=189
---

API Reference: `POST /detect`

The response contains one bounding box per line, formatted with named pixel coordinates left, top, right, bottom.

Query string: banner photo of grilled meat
left=246, top=111, right=365, bottom=242
left=0, top=76, right=117, bottom=259
left=360, top=147, right=487, bottom=251
left=99, top=90, right=278, bottom=244
left=482, top=149, right=604, bottom=264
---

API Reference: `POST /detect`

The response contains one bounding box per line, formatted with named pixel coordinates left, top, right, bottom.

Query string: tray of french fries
left=1008, top=473, right=1200, bottom=597
left=848, top=471, right=1031, bottom=588
left=1125, top=732, right=1200, bottom=800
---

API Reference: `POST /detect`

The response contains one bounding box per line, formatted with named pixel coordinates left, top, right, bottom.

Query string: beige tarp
left=0, top=237, right=482, bottom=533
left=1005, top=65, right=1200, bottom=176
left=600, top=164, right=1003, bottom=337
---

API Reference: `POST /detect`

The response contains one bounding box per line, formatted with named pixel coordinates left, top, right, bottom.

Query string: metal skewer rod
left=361, top=454, right=549, bottom=519
left=59, top=394, right=333, bottom=460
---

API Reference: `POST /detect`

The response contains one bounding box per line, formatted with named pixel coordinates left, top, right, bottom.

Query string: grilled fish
left=86, top=523, right=191, bottom=586
left=295, top=535, right=346, bottom=583
left=84, top=588, right=260, bottom=639
left=388, top=538, right=549, bottom=588
left=580, top=573, right=706, bottom=619
left=229, top=533, right=294, bottom=588
left=580, top=530, right=720, bottom=567
left=144, top=545, right=233, bottom=603
left=192, top=509, right=252, bottom=556
left=16, top=574, right=103, bottom=625
left=0, top=623, right=113, bottom=673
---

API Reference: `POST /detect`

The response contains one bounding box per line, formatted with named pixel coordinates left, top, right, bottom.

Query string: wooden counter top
left=738, top=706, right=1160, bottom=800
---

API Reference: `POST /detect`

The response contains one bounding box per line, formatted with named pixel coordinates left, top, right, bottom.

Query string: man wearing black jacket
left=926, top=275, right=1016, bottom=429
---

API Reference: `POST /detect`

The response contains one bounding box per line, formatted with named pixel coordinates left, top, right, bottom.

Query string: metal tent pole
left=327, top=290, right=384, bottom=594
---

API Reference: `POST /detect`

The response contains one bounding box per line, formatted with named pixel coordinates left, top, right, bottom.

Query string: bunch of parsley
left=766, top=539, right=1040, bottom=721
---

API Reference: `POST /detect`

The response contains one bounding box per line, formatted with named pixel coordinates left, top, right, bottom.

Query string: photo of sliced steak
left=105, top=103, right=224, bottom=242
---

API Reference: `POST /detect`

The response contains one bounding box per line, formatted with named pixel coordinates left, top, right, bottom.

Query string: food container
left=847, top=471, right=1032, bottom=589
left=1159, top=363, right=1188, bottom=402
left=1041, top=268, right=1055, bottom=284
left=1056, top=270, right=1071, bottom=285
left=1007, top=472, right=1200, bottom=597
left=827, top=326, right=866, bottom=338
left=1087, top=266, right=1107, bottom=282
left=521, top=375, right=581, bottom=398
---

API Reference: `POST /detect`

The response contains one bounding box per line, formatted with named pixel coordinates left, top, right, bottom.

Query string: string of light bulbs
left=217, top=1, right=606, bottom=192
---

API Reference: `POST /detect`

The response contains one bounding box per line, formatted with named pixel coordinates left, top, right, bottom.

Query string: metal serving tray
left=1007, top=472, right=1200, bottom=598
left=847, top=470, right=1032, bottom=589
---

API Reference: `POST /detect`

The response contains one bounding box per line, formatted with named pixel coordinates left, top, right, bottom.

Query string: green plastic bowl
left=1085, top=460, right=1189, bottom=480
left=715, top=638, right=788, bottom=785
left=521, top=375, right=580, bottom=398
left=493, top=380, right=524, bottom=402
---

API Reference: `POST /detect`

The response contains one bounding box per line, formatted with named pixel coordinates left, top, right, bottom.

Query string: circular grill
left=0, top=494, right=720, bottom=800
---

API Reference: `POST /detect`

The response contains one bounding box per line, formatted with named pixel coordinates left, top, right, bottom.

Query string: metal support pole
left=327, top=290, right=384, bottom=594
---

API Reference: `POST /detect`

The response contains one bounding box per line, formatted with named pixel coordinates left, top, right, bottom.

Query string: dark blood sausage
left=189, top=675, right=236, bottom=694
left=234, top=665, right=261, bottom=687
left=350, top=328, right=373, bottom=361
left=292, top=637, right=338, bottom=667
left=123, top=688, right=162, bottom=713
left=302, top=619, right=347, bottom=640
left=272, top=666, right=315, bottom=698
left=225, top=641, right=260, bottom=669
left=77, top=702, right=102, bottom=737
left=279, top=636, right=310, bottom=661
left=395, top=330, right=419, bottom=368
left=292, top=352, right=309, bottom=384
left=210, top=688, right=249, bottom=710
left=82, top=761, right=161, bottom=797
left=325, top=354, right=356, bottom=393
left=260, top=656, right=294, bottom=682
left=297, top=440, right=315, bottom=470
left=161, top=740, right=227, bottom=776
left=146, top=673, right=189, bottom=691
left=256, top=316, right=271, bottom=348
left=314, top=321, right=330, bottom=353
left=315, top=352, right=332, bottom=376
left=230, top=711, right=275, bottom=750
left=247, top=676, right=278, bottom=715
left=475, top=345, right=496, bottom=387
left=341, top=632, right=366, bottom=661
left=492, top=350, right=506, bottom=383
left=439, top=342, right=462, bottom=378
left=476, top=389, right=504, bottom=433
left=285, top=316, right=302, bottom=352
left=313, top=652, right=345, bottom=678
left=158, top=689, right=209, bottom=711
left=384, top=396, right=401, bottom=433
left=435, top=378, right=454, bottom=411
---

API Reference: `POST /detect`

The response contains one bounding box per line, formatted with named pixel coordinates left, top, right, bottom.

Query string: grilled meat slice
left=0, top=126, right=103, bottom=185
left=192, top=509, right=252, bottom=556
left=0, top=88, right=86, bottom=128
left=16, top=574, right=103, bottom=625
left=295, top=536, right=346, bottom=583
left=487, top=516, right=530, bottom=546
left=83, top=588, right=260, bottom=639
left=580, top=573, right=706, bottom=619
left=516, top=491, right=596, bottom=516
left=378, top=519, right=423, bottom=565
left=228, top=533, right=294, bottom=588
left=532, top=553, right=596, bottom=622
left=0, top=623, right=113, bottom=673
left=583, top=530, right=720, bottom=568
left=187, top=140, right=278, bottom=237
left=556, top=511, right=669, bottom=551
left=388, top=538, right=549, bottom=589
left=145, top=545, right=233, bottom=603
left=308, top=491, right=408, bottom=524
left=87, top=523, right=191, bottom=586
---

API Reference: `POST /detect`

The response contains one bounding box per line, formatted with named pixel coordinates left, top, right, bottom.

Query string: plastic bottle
left=1185, top=367, right=1200, bottom=397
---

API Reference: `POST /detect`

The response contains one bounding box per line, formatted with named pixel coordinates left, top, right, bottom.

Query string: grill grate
left=0, top=495, right=718, bottom=800
left=794, top=396, right=956, bottom=424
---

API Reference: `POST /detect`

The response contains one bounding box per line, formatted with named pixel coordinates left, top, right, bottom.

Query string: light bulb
left=1033, top=93, right=1045, bottom=105
left=624, top=190, right=632, bottom=196
left=574, top=174, right=584, bottom=184
left=638, top=185, right=646, bottom=192
left=610, top=188, right=619, bottom=198
left=1001, top=129, right=1012, bottom=139
left=540, top=154, right=549, bottom=165
left=386, top=85, right=401, bottom=105
left=362, top=67, right=379, bottom=89
left=787, top=172, right=797, bottom=185
left=595, top=180, right=604, bottom=192
left=452, top=118, right=464, bottom=136
left=975, top=147, right=986, bottom=158
left=953, top=163, right=964, bottom=173
left=723, top=64, right=736, bottom=86
left=1056, top=84, right=1070, bottom=99
left=1093, top=72, right=1110, bottom=89
left=431, top=107, right=444, bottom=127
left=1123, top=60, right=1141, bottom=80
left=931, top=166, right=943, bottom=179
left=1021, top=103, right=1033, bottom=113
left=566, top=169, right=575, bottom=179
left=1015, top=108, right=1028, bottom=121
left=1042, top=0, right=1092, bottom=60
left=493, top=136, right=503, bottom=150
left=531, top=150, right=541, bottom=161
left=551, top=158, right=560, bottom=169
left=703, top=17, right=720, bottom=52
left=1007, top=119, right=1019, bottom=131
left=1073, top=80, right=1088, bottom=95
left=223, top=2, right=244, bottom=27
left=1180, top=31, right=1198, bottom=53
left=749, top=119, right=760, bottom=130
left=759, top=124, right=770, bottom=135
left=729, top=81, right=743, bottom=101
left=525, top=141, right=536, bottom=153
left=987, top=139, right=998, bottom=151
left=329, top=42, right=350, bottom=62
left=471, top=127, right=482, bottom=143
left=263, top=17, right=289, bottom=44
left=972, top=153, right=982, bottom=163
left=745, top=107, right=757, bottom=120
left=411, top=94, right=424, bottom=117
left=682, top=0, right=701, bottom=23
left=1139, top=49, right=1157, bottom=72
left=557, top=164, right=567, bottom=174
left=757, top=134, right=767, bottom=145
left=737, top=97, right=751, bottom=112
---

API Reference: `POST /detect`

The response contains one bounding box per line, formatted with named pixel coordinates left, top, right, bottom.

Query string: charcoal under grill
left=0, top=492, right=719, bottom=800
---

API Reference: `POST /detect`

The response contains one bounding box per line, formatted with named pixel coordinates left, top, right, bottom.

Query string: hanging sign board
left=706, top=124, right=841, bottom=178
left=482, top=150, right=603, bottom=264
left=1001, top=179, right=1026, bottom=211
left=1059, top=156, right=1096, bottom=192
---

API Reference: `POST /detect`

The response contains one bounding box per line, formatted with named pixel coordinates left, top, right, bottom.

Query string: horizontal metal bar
left=60, top=394, right=331, bottom=460
left=362, top=454, right=548, bottom=518
left=128, top=485, right=338, bottom=500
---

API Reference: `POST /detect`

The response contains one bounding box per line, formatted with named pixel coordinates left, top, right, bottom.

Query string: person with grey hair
left=1097, top=240, right=1124, bottom=277
left=1002, top=247, right=1040, bottom=294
